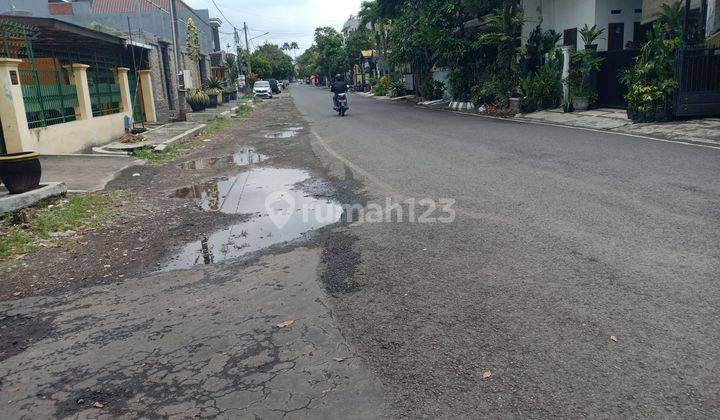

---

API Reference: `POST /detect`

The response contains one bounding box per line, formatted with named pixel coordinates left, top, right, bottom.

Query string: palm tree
left=281, top=42, right=290, bottom=52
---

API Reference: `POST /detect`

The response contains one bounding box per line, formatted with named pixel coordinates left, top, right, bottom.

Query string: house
left=0, top=16, right=157, bottom=154
left=1, top=0, right=218, bottom=122
left=523, top=0, right=644, bottom=50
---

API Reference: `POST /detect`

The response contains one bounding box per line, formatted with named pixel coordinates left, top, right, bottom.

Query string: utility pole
left=243, top=22, right=252, bottom=75
left=169, top=0, right=187, bottom=121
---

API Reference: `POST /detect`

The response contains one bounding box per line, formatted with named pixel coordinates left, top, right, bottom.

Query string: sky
left=184, top=0, right=363, bottom=55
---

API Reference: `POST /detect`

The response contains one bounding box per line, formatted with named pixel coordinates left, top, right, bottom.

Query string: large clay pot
left=572, top=97, right=589, bottom=111
left=0, top=151, right=42, bottom=194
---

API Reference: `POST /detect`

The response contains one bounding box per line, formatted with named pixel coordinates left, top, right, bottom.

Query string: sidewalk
left=412, top=98, right=720, bottom=147
left=39, top=154, right=143, bottom=192
left=519, top=108, right=720, bottom=147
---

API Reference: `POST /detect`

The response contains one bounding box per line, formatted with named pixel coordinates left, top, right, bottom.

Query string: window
left=563, top=28, right=577, bottom=49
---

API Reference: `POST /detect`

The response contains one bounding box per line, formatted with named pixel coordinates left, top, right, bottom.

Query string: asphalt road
left=292, top=85, right=720, bottom=417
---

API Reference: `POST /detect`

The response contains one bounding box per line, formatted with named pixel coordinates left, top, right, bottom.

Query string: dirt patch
left=0, top=95, right=354, bottom=300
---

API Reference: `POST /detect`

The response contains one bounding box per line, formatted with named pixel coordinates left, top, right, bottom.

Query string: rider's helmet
left=335, top=74, right=343, bottom=81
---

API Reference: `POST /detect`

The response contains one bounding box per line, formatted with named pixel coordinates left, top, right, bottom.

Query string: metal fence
left=19, top=59, right=79, bottom=129
left=675, top=47, right=720, bottom=117
left=88, top=66, right=121, bottom=117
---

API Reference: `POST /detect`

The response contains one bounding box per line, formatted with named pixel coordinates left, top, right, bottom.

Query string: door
left=563, top=28, right=578, bottom=49
left=608, top=23, right=625, bottom=50
left=596, top=49, right=641, bottom=108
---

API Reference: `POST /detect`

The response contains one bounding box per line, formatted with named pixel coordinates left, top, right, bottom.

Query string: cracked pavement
left=0, top=248, right=383, bottom=418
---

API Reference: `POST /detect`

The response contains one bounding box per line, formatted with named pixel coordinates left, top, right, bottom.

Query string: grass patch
left=0, top=192, right=127, bottom=267
left=202, top=118, right=235, bottom=137
left=132, top=139, right=199, bottom=163
left=236, top=104, right=254, bottom=117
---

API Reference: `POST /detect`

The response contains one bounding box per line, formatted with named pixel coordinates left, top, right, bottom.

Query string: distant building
left=342, top=14, right=360, bottom=38
left=0, top=0, right=218, bottom=122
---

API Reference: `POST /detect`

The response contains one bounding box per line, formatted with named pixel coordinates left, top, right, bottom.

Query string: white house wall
left=522, top=0, right=643, bottom=51
left=594, top=0, right=643, bottom=50
left=522, top=0, right=597, bottom=48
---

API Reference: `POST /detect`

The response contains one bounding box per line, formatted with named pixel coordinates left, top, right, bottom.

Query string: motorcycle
left=336, top=93, right=348, bottom=117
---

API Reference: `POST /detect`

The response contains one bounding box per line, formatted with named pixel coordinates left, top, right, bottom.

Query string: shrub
left=372, top=76, right=391, bottom=96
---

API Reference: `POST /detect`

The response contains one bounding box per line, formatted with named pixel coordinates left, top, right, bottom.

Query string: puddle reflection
left=263, top=127, right=303, bottom=139
left=164, top=167, right=342, bottom=271
left=179, top=147, right=267, bottom=170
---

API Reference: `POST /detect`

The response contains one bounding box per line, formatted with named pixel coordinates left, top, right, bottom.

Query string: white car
left=253, top=81, right=272, bottom=98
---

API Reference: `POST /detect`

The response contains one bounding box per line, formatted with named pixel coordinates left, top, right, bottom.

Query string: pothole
left=179, top=147, right=267, bottom=170
left=262, top=127, right=303, bottom=139
left=164, top=167, right=343, bottom=271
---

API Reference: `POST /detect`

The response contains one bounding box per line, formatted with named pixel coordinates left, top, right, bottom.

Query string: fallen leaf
left=93, top=402, right=105, bottom=408
left=334, top=357, right=345, bottom=363
left=482, top=371, right=492, bottom=380
left=276, top=319, right=295, bottom=328
left=611, top=336, right=618, bottom=342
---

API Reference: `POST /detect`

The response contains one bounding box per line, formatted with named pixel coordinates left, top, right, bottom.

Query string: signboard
left=237, top=74, right=246, bottom=88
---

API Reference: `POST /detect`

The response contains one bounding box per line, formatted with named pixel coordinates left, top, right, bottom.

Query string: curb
left=0, top=182, right=67, bottom=214
left=414, top=103, right=720, bottom=150
left=153, top=124, right=207, bottom=152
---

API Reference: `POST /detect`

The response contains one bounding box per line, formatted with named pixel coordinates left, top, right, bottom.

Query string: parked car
left=268, top=79, right=281, bottom=94
left=282, top=80, right=290, bottom=88
left=253, top=80, right=272, bottom=99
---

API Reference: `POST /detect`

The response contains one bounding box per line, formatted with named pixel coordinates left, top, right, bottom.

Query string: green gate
left=127, top=72, right=144, bottom=123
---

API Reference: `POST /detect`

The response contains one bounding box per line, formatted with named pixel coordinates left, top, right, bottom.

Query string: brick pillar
left=0, top=58, right=33, bottom=153
left=138, top=70, right=157, bottom=122
left=115, top=67, right=133, bottom=117
left=64, top=63, right=93, bottom=120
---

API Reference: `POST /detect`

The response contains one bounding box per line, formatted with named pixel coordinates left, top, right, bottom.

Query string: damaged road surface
left=0, top=95, right=385, bottom=418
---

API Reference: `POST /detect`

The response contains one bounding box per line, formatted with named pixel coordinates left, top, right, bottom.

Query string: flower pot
left=188, top=101, right=206, bottom=112
left=542, top=97, right=558, bottom=110
left=207, top=94, right=218, bottom=108
left=0, top=151, right=42, bottom=194
left=655, top=107, right=669, bottom=122
left=222, top=92, right=231, bottom=103
left=572, top=97, right=589, bottom=111
left=519, top=102, right=537, bottom=114
left=508, top=97, right=521, bottom=113
left=584, top=44, right=598, bottom=51
left=644, top=110, right=656, bottom=123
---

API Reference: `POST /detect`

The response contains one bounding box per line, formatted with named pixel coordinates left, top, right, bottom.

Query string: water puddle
left=164, top=167, right=343, bottom=271
left=179, top=147, right=267, bottom=170
left=263, top=127, right=303, bottom=139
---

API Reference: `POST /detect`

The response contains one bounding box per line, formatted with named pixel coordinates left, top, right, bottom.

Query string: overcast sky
left=184, top=0, right=363, bottom=55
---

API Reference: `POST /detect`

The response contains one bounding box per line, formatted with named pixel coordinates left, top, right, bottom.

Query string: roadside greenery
left=0, top=192, right=126, bottom=267
left=132, top=139, right=200, bottom=163
left=622, top=2, right=684, bottom=122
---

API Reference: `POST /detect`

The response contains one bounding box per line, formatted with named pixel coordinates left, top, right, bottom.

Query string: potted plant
left=222, top=86, right=234, bottom=103
left=186, top=88, right=209, bottom=112
left=579, top=24, right=605, bottom=51
left=204, top=78, right=224, bottom=108
left=0, top=151, right=42, bottom=194
left=567, top=50, right=603, bottom=112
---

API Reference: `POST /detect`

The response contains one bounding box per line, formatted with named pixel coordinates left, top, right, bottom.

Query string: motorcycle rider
left=330, top=74, right=348, bottom=110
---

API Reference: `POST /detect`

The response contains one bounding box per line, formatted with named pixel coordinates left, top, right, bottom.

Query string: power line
left=208, top=0, right=238, bottom=30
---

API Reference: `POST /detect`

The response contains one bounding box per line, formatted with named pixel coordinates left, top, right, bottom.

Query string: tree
left=186, top=17, right=202, bottom=86
left=296, top=45, right=320, bottom=79
left=225, top=55, right=238, bottom=83
left=314, top=27, right=346, bottom=83
left=251, top=43, right=295, bottom=79
left=250, top=55, right=272, bottom=79
left=344, top=28, right=373, bottom=84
